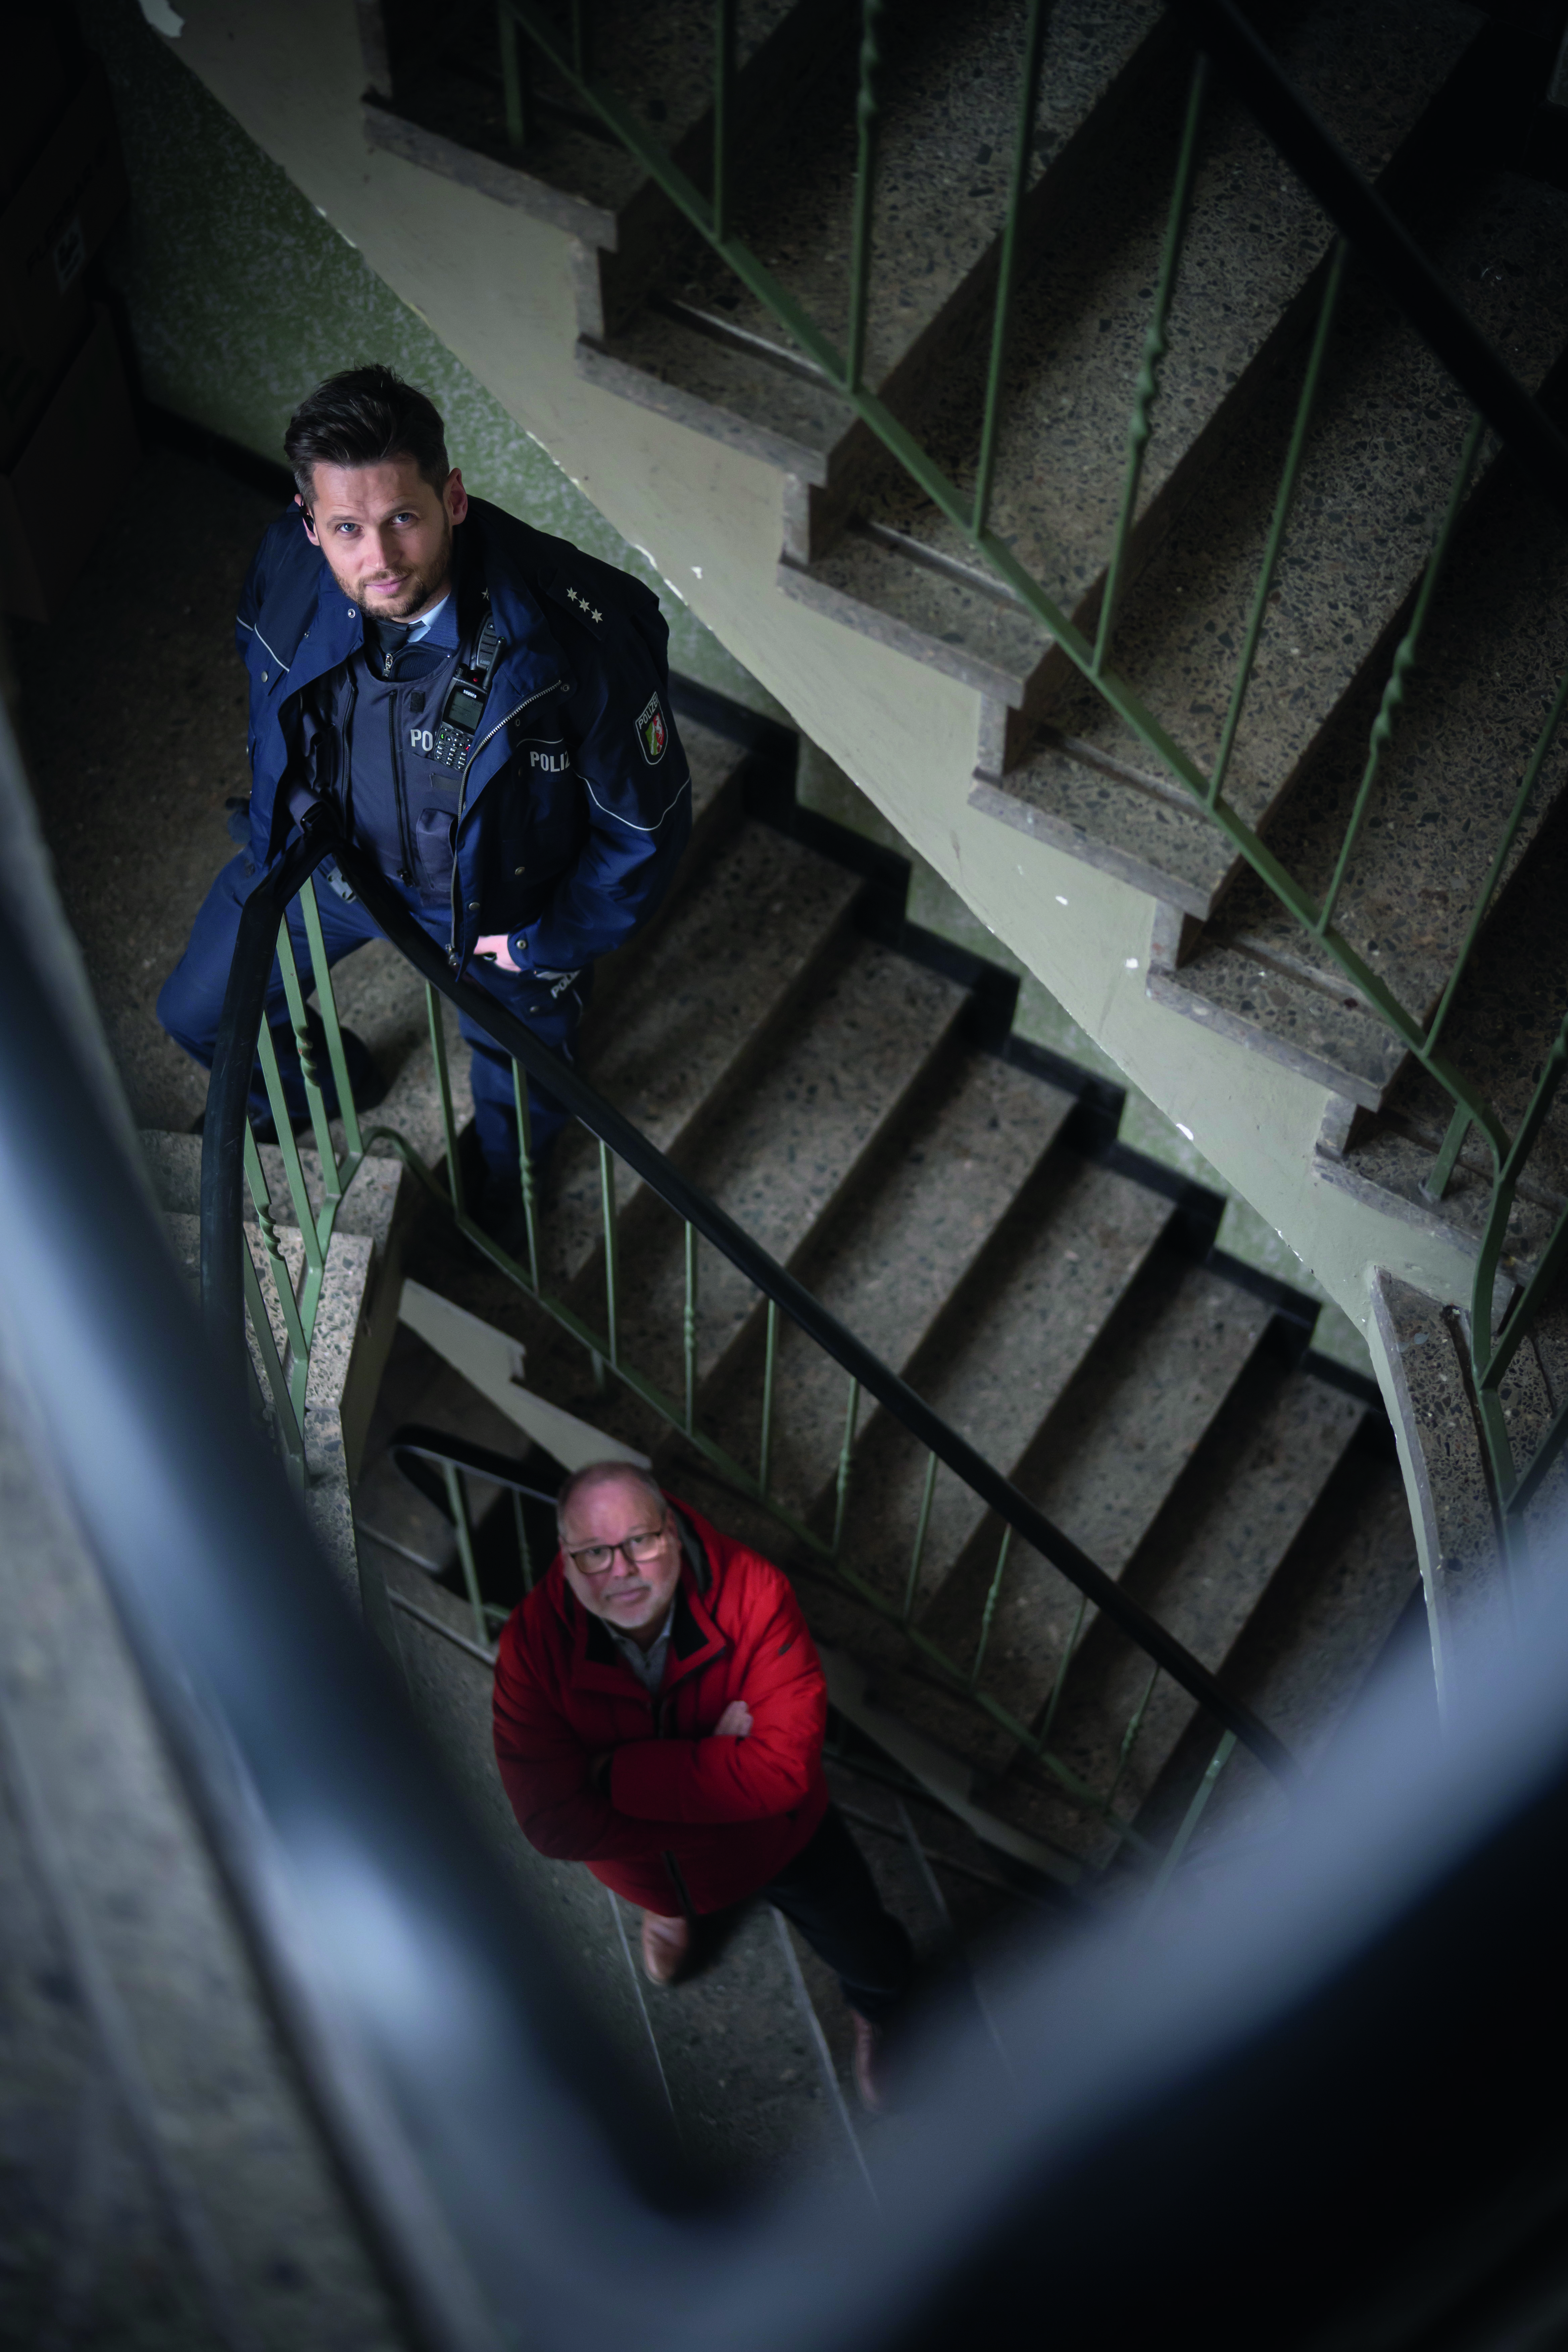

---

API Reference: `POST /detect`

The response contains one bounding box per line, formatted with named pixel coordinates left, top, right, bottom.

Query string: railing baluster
left=511, top=1062, right=541, bottom=1288
left=1210, top=239, right=1348, bottom=807
left=498, top=0, right=529, bottom=150
left=599, top=1139, right=619, bottom=1370
left=444, top=1463, right=489, bottom=1650
left=513, top=1488, right=534, bottom=1593
left=970, top=1524, right=1013, bottom=1689
left=1138, top=1728, right=1237, bottom=1928
left=1424, top=658, right=1568, bottom=1061
left=1093, top=54, right=1209, bottom=676
left=1040, top=1588, right=1088, bottom=1748
left=426, top=982, right=466, bottom=1223
left=844, top=0, right=885, bottom=396
left=296, top=874, right=362, bottom=1168
left=254, top=1015, right=325, bottom=1297
left=1318, top=409, right=1485, bottom=936
left=239, top=1235, right=305, bottom=1486
left=243, top=1124, right=310, bottom=1413
left=712, top=0, right=737, bottom=242
left=683, top=1221, right=699, bottom=1435
left=971, top=0, right=1048, bottom=541
left=275, top=913, right=339, bottom=1189
left=832, top=1373, right=860, bottom=1554
left=1473, top=1003, right=1568, bottom=1400
left=903, top=1448, right=939, bottom=1623
left=1106, top=1662, right=1161, bottom=1812
left=1421, top=1100, right=1472, bottom=1205
left=758, top=1296, right=779, bottom=1497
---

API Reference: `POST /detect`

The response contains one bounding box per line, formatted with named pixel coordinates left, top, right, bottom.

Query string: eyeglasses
left=565, top=1523, right=670, bottom=1577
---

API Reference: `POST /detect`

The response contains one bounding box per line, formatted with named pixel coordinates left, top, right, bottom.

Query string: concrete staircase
left=357, top=706, right=1419, bottom=2171
left=344, top=0, right=1568, bottom=1608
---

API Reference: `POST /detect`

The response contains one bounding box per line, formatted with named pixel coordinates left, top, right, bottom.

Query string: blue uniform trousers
left=157, top=854, right=587, bottom=1180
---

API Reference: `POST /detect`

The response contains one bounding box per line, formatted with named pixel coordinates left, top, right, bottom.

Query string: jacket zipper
left=388, top=677, right=416, bottom=884
left=656, top=1680, right=689, bottom=1916
left=447, top=675, right=559, bottom=968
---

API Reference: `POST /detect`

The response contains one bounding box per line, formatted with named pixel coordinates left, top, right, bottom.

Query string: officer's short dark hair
left=285, top=365, right=450, bottom=502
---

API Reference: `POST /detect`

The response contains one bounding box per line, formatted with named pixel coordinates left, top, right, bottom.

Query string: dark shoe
left=473, top=1145, right=554, bottom=1252
left=851, top=2013, right=888, bottom=2114
left=339, top=1028, right=388, bottom=1112
left=473, top=1170, right=530, bottom=1256
left=640, top=1912, right=691, bottom=1986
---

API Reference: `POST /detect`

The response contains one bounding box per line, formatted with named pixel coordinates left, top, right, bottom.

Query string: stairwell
left=23, top=0, right=1566, bottom=2205
left=14, top=425, right=1421, bottom=2188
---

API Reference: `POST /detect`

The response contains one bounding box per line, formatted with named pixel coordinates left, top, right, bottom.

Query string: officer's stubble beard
left=320, top=505, right=456, bottom=625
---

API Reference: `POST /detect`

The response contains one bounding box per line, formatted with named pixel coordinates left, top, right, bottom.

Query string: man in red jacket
left=492, top=1460, right=912, bottom=2105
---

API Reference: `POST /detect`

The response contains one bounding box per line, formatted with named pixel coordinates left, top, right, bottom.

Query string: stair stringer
left=153, top=0, right=1486, bottom=1628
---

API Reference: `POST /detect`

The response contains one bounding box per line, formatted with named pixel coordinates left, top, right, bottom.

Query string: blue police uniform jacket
left=235, top=494, right=692, bottom=977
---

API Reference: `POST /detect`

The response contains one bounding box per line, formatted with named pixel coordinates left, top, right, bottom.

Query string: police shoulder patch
left=635, top=691, right=668, bottom=764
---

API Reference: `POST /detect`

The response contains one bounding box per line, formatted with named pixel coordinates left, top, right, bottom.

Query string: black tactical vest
left=342, top=626, right=466, bottom=905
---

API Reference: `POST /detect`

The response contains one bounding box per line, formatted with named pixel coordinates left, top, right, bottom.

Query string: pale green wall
left=79, top=0, right=785, bottom=722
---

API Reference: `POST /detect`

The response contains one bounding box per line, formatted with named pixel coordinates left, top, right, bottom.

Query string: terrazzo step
left=989, top=1358, right=1368, bottom=1865
left=583, top=712, right=752, bottom=1031
left=795, top=1155, right=1178, bottom=1687
left=671, top=1046, right=1082, bottom=1518
left=1318, top=1113, right=1561, bottom=1284
left=540, top=819, right=864, bottom=1291
left=1365, top=1272, right=1568, bottom=1696
left=1315, top=777, right=1568, bottom=1279
left=783, top=0, right=1479, bottom=704
left=974, top=170, right=1568, bottom=915
left=139, top=1127, right=405, bottom=1252
left=580, top=0, right=1170, bottom=490
left=911, top=1254, right=1277, bottom=1772
left=362, top=0, right=858, bottom=331
left=1140, top=1436, right=1419, bottom=1857
left=567, top=930, right=972, bottom=1412
left=1149, top=410, right=1568, bottom=1108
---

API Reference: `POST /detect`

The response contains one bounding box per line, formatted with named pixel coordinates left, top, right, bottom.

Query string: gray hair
left=555, top=1460, right=665, bottom=1547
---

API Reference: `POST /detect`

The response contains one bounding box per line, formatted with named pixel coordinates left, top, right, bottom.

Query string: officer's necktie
left=373, top=620, right=411, bottom=678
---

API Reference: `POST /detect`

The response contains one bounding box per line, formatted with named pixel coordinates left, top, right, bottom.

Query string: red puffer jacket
left=492, top=1496, right=830, bottom=1914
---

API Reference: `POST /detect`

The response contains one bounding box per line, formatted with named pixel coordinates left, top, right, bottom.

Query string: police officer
left=158, top=365, right=692, bottom=1222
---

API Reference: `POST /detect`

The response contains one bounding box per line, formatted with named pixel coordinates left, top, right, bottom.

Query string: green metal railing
left=206, top=821, right=1294, bottom=1884
left=489, top=0, right=1568, bottom=1572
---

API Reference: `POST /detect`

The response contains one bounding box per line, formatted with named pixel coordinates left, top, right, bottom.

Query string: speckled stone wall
left=76, top=0, right=783, bottom=721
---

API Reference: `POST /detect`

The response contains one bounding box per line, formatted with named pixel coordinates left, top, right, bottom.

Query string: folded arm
left=608, top=1578, right=827, bottom=1826
left=493, top=1652, right=688, bottom=1864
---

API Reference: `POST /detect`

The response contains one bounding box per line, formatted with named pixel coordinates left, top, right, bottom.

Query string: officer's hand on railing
left=715, top=1701, right=753, bottom=1740
left=475, top=932, right=522, bottom=972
